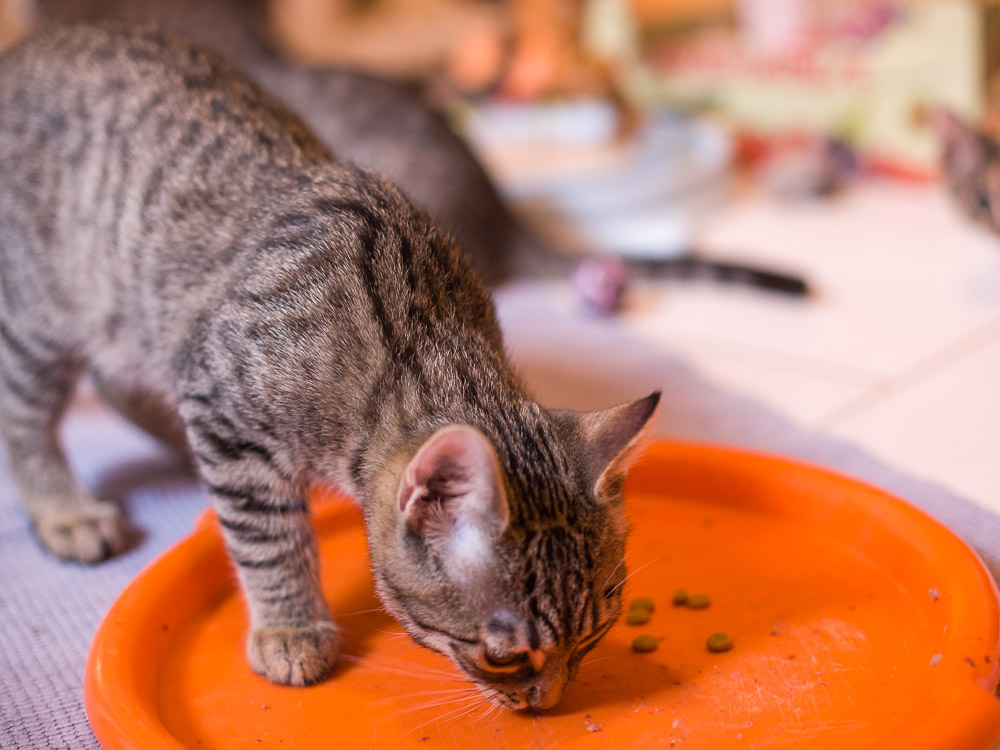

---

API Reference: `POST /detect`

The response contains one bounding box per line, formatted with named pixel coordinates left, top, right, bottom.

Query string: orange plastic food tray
left=85, top=442, right=1000, bottom=749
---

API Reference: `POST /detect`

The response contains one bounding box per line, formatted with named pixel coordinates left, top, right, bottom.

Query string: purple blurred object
left=572, top=257, right=630, bottom=315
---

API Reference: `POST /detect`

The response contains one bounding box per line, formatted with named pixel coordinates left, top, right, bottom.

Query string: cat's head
left=369, top=392, right=659, bottom=710
left=928, top=108, right=1000, bottom=233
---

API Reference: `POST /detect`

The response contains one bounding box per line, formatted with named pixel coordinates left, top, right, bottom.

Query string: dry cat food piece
left=630, top=597, right=655, bottom=613
left=706, top=632, right=733, bottom=653
left=632, top=634, right=658, bottom=653
left=671, top=589, right=688, bottom=606
left=686, top=594, right=711, bottom=609
left=626, top=608, right=651, bottom=626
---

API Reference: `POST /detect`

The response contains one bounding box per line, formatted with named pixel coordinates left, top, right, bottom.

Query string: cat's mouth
left=470, top=672, right=571, bottom=712
left=473, top=683, right=529, bottom=711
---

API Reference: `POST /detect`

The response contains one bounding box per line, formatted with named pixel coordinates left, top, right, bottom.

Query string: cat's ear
left=552, top=392, right=660, bottom=498
left=927, top=108, right=981, bottom=178
left=397, top=425, right=509, bottom=568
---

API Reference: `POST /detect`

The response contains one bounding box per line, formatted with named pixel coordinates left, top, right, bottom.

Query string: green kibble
left=671, top=589, right=688, bottom=606
left=687, top=594, right=711, bottom=609
left=630, top=597, right=655, bottom=613
left=632, top=634, right=658, bottom=653
left=625, top=608, right=651, bottom=626
left=706, top=632, right=733, bottom=652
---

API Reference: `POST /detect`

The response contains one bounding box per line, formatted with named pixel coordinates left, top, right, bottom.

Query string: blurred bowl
left=465, top=102, right=732, bottom=258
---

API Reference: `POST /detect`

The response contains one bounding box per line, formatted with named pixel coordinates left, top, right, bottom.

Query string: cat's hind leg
left=92, top=372, right=191, bottom=459
left=0, top=321, right=128, bottom=562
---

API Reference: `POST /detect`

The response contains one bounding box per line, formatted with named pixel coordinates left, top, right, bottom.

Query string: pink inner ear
left=397, top=424, right=509, bottom=535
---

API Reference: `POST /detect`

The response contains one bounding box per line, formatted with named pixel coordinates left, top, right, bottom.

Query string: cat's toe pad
left=248, top=621, right=339, bottom=686
left=35, top=500, right=127, bottom=563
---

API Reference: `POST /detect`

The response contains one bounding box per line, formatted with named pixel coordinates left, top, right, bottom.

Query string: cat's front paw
left=247, top=621, right=340, bottom=686
left=34, top=500, right=127, bottom=563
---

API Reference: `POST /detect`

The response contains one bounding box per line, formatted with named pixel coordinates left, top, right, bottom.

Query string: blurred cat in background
left=26, top=0, right=553, bottom=287
left=929, top=108, right=1000, bottom=235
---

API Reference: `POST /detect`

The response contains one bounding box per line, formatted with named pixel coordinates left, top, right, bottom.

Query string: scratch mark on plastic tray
left=748, top=721, right=868, bottom=748
left=692, top=617, right=871, bottom=742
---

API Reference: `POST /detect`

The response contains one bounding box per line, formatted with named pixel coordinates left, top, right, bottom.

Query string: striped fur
left=933, top=109, right=1000, bottom=233
left=29, top=0, right=545, bottom=288
left=0, top=25, right=658, bottom=707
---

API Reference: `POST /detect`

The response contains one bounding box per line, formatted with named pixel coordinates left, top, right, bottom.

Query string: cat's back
left=0, top=24, right=347, bottom=369
left=0, top=24, right=339, bottom=315
left=0, top=24, right=504, bottom=378
left=0, top=23, right=330, bottom=169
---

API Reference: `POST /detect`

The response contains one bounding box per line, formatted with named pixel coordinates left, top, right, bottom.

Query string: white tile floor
left=610, top=180, right=1000, bottom=516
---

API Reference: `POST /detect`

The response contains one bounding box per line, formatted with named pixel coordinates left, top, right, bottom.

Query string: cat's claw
left=248, top=621, right=340, bottom=686
left=34, top=500, right=127, bottom=563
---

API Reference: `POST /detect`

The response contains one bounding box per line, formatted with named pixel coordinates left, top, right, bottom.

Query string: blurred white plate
left=464, top=102, right=733, bottom=258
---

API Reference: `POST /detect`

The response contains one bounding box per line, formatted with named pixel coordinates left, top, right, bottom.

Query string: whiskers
left=575, top=653, right=616, bottom=679
left=338, top=606, right=387, bottom=618
left=604, top=555, right=665, bottom=600
left=342, top=646, right=513, bottom=736
left=340, top=652, right=464, bottom=683
left=472, top=690, right=508, bottom=723
left=342, top=650, right=521, bottom=738
left=386, top=686, right=480, bottom=713
left=404, top=687, right=505, bottom=735
left=371, top=628, right=409, bottom=646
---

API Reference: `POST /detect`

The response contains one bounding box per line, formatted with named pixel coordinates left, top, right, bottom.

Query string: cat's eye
left=482, top=646, right=521, bottom=669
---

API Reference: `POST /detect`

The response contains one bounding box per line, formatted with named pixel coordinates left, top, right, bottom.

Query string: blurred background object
left=268, top=0, right=508, bottom=83
left=251, top=0, right=1000, bottom=180
left=631, top=0, right=1000, bottom=178
left=0, top=0, right=32, bottom=47
left=463, top=105, right=732, bottom=257
left=239, top=0, right=1000, bottom=260
left=10, top=1, right=1000, bottom=218
left=6, top=0, right=1000, bottom=175
left=265, top=0, right=624, bottom=101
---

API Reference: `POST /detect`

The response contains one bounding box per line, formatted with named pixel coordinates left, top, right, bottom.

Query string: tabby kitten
left=0, top=25, right=658, bottom=709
